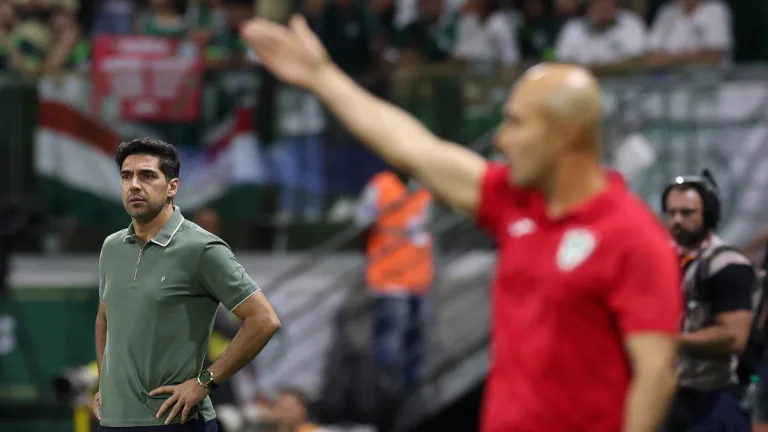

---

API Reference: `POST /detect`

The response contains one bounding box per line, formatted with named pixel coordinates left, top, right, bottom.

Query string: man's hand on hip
left=150, top=378, right=210, bottom=425
left=92, top=391, right=101, bottom=420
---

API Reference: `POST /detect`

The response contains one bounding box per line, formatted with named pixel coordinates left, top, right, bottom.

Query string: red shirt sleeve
left=607, top=226, right=683, bottom=335
left=475, top=163, right=513, bottom=237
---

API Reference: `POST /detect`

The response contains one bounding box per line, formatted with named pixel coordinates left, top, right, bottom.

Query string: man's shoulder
left=707, top=238, right=753, bottom=272
left=174, top=220, right=225, bottom=248
left=599, top=190, right=673, bottom=252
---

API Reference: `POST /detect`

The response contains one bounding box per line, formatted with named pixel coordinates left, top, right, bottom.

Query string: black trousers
left=97, top=418, right=218, bottom=432
left=663, top=386, right=749, bottom=431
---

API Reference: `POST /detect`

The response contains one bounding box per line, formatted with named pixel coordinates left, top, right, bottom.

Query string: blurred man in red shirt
left=242, top=17, right=682, bottom=432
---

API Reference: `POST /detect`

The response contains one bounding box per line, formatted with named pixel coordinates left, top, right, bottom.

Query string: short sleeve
left=474, top=163, right=512, bottom=237
left=709, top=263, right=754, bottom=314
left=198, top=240, right=259, bottom=311
left=607, top=230, right=682, bottom=335
left=700, top=2, right=732, bottom=51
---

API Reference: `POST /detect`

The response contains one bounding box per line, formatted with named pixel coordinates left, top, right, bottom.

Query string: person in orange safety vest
left=356, top=170, right=434, bottom=393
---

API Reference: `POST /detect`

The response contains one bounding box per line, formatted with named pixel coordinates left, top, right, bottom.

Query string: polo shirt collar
left=123, top=206, right=185, bottom=247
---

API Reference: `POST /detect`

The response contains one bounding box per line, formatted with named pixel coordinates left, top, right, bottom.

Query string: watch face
left=199, top=370, right=213, bottom=384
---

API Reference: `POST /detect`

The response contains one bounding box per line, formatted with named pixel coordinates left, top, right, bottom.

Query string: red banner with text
left=92, top=36, right=203, bottom=122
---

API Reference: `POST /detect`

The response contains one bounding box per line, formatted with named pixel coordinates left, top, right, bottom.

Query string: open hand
left=150, top=378, right=209, bottom=425
left=240, top=15, right=330, bottom=91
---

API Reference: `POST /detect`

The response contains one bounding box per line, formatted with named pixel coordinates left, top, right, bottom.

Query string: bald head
left=496, top=63, right=605, bottom=187
left=516, top=63, right=603, bottom=147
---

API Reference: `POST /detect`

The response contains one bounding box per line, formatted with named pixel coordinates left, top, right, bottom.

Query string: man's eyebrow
left=120, top=168, right=158, bottom=175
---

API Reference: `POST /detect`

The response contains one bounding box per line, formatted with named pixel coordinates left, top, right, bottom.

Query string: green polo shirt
left=98, top=206, right=258, bottom=427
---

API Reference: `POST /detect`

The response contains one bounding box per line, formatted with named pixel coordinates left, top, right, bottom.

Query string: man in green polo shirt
left=93, top=137, right=281, bottom=432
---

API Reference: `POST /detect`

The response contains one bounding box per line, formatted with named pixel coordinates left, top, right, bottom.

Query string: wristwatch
left=197, top=369, right=219, bottom=391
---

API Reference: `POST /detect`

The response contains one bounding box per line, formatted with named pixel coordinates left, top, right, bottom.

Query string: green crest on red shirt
left=557, top=229, right=597, bottom=272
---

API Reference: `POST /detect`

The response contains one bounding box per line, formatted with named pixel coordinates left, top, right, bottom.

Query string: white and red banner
left=92, top=36, right=204, bottom=122
left=35, top=74, right=266, bottom=210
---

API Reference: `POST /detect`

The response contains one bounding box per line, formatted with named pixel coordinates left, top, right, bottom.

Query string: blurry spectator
left=645, top=0, right=732, bottom=67
left=91, top=0, right=134, bottom=36
left=316, top=0, right=386, bottom=218
left=14, top=0, right=79, bottom=11
left=44, top=7, right=89, bottom=74
left=257, top=0, right=293, bottom=23
left=136, top=0, right=187, bottom=39
left=8, top=19, right=51, bottom=76
left=356, top=171, right=433, bottom=395
left=0, top=1, right=16, bottom=29
left=203, top=1, right=249, bottom=69
left=317, top=0, right=378, bottom=81
left=554, top=0, right=581, bottom=18
left=453, top=0, right=519, bottom=67
left=0, top=1, right=18, bottom=70
left=555, top=0, right=646, bottom=71
left=273, top=84, right=327, bottom=223
left=187, top=0, right=228, bottom=47
left=394, top=0, right=465, bottom=28
left=388, top=0, right=458, bottom=65
left=515, top=0, right=561, bottom=61
left=369, top=0, right=398, bottom=75
left=370, top=0, right=396, bottom=36
left=303, top=0, right=325, bottom=20
left=272, top=2, right=326, bottom=223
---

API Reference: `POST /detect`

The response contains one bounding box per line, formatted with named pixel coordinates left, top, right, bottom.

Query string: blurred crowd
left=4, top=0, right=764, bottom=226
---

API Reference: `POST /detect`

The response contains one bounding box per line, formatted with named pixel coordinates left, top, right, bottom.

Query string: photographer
left=661, top=171, right=756, bottom=431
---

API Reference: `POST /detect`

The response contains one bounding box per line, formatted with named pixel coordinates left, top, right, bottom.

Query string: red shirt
left=476, top=164, right=682, bottom=432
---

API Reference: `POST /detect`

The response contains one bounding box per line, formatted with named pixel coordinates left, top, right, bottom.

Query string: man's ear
left=168, top=178, right=179, bottom=199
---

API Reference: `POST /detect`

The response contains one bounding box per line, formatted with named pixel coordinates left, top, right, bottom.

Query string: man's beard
left=671, top=225, right=709, bottom=249
left=125, top=200, right=165, bottom=223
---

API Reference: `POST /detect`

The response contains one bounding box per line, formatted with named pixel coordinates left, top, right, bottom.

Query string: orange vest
left=365, top=171, right=433, bottom=293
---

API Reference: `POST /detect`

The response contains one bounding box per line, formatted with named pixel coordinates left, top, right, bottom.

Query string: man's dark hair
left=115, top=138, right=181, bottom=180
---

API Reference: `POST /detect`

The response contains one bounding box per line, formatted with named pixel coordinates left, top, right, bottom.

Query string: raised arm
left=242, top=16, right=487, bottom=215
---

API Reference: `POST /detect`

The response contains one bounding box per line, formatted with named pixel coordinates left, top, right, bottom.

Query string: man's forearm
left=95, top=310, right=106, bottom=377
left=680, top=327, right=739, bottom=356
left=313, top=64, right=440, bottom=172
left=623, top=368, right=677, bottom=432
left=207, top=315, right=280, bottom=384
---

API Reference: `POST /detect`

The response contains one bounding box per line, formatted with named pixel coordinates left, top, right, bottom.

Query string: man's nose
left=128, top=177, right=142, bottom=190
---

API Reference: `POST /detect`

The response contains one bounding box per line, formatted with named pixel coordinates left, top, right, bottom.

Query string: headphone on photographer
left=660, top=168, right=722, bottom=231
